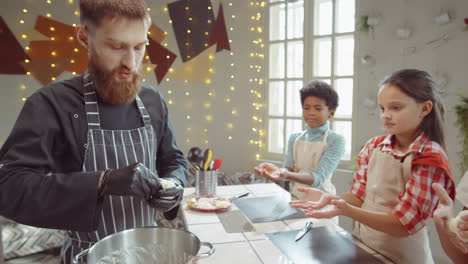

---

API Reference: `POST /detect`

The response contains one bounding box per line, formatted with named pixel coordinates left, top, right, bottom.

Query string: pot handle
left=197, top=242, right=215, bottom=257
left=72, top=248, right=89, bottom=264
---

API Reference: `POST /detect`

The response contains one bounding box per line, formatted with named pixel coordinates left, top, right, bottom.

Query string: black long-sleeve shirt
left=0, top=75, right=187, bottom=231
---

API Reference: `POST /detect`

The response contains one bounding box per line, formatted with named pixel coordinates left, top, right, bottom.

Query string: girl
left=254, top=81, right=345, bottom=200
left=290, top=69, right=455, bottom=263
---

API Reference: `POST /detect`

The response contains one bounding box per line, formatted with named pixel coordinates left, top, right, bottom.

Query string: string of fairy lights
left=249, top=1, right=266, bottom=160
left=13, top=0, right=267, bottom=162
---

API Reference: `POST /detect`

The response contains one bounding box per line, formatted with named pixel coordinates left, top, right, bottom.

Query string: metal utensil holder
left=195, top=171, right=218, bottom=197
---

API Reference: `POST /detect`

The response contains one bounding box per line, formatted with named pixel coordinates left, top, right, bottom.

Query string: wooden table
left=182, top=183, right=392, bottom=264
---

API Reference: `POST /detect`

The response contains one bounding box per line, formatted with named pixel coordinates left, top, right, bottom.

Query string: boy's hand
left=254, top=163, right=281, bottom=182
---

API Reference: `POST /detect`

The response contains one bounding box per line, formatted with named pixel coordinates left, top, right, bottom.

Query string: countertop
left=183, top=183, right=393, bottom=264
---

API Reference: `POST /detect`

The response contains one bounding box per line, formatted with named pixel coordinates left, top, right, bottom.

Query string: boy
left=255, top=81, right=345, bottom=199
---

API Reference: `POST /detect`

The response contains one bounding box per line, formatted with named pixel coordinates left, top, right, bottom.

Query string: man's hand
left=147, top=178, right=184, bottom=212
left=101, top=162, right=161, bottom=200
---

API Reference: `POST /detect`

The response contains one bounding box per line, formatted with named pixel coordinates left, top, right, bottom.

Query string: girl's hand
left=432, top=183, right=468, bottom=254
left=254, top=163, right=281, bottom=182
left=303, top=199, right=348, bottom=219
left=289, top=187, right=347, bottom=219
left=289, top=187, right=340, bottom=209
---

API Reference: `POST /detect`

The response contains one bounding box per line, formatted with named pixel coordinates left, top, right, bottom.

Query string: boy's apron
left=291, top=130, right=336, bottom=199
left=355, top=148, right=433, bottom=264
left=60, top=74, right=158, bottom=264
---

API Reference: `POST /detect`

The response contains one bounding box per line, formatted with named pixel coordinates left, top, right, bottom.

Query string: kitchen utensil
left=187, top=196, right=232, bottom=212
left=234, top=195, right=305, bottom=223
left=295, top=221, right=312, bottom=242
left=195, top=170, right=217, bottom=196
left=217, top=210, right=256, bottom=233
left=73, top=227, right=214, bottom=264
left=190, top=162, right=202, bottom=171
left=267, top=226, right=384, bottom=264
left=202, top=148, right=213, bottom=171
left=230, top=192, right=249, bottom=200
left=211, top=158, right=223, bottom=171
left=187, top=147, right=204, bottom=169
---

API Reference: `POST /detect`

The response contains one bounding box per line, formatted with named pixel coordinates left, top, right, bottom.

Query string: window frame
left=265, top=0, right=356, bottom=169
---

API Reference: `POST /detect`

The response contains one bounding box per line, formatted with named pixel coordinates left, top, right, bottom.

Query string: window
left=267, top=0, right=355, bottom=162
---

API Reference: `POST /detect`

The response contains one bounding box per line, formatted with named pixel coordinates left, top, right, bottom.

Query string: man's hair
left=79, top=0, right=150, bottom=29
left=300, top=81, right=339, bottom=111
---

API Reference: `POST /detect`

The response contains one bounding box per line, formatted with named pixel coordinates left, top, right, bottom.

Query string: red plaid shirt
left=350, top=134, right=454, bottom=234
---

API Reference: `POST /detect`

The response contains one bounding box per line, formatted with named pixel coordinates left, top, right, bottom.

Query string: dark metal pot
left=73, top=227, right=214, bottom=264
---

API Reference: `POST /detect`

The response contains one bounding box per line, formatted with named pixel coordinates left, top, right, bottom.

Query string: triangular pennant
left=27, top=40, right=88, bottom=73
left=146, top=38, right=177, bottom=83
left=15, top=29, right=50, bottom=42
left=209, top=4, right=231, bottom=52
left=35, top=16, right=75, bottom=42
left=148, top=24, right=166, bottom=43
left=21, top=57, right=71, bottom=85
left=0, top=17, right=29, bottom=74
left=168, top=0, right=215, bottom=62
left=32, top=16, right=88, bottom=73
left=168, top=44, right=216, bottom=83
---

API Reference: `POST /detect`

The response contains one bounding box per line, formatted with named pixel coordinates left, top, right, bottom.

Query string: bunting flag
left=1, top=8, right=230, bottom=85
left=0, top=16, right=29, bottom=74
left=209, top=4, right=231, bottom=52
left=15, top=29, right=50, bottom=42
left=30, top=16, right=88, bottom=74
left=146, top=38, right=177, bottom=83
left=148, top=24, right=166, bottom=43
left=21, top=57, right=71, bottom=85
left=168, top=0, right=215, bottom=62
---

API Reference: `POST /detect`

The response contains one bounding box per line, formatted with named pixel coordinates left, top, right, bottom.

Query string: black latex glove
left=147, top=178, right=184, bottom=212
left=100, top=162, right=161, bottom=200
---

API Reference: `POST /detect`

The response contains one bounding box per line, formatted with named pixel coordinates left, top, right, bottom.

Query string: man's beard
left=88, top=48, right=143, bottom=104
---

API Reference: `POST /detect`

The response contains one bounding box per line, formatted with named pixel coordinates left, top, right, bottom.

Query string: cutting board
left=233, top=195, right=305, bottom=223
left=266, top=226, right=384, bottom=264
left=217, top=210, right=256, bottom=233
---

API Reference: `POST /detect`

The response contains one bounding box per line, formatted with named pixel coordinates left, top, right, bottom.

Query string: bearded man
left=0, top=1, right=187, bottom=263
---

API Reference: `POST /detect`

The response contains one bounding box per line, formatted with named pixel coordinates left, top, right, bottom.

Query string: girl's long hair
left=380, top=69, right=446, bottom=149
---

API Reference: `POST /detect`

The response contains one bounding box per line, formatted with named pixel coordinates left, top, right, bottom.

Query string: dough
left=448, top=210, right=468, bottom=242
left=160, top=178, right=176, bottom=199
left=160, top=178, right=176, bottom=190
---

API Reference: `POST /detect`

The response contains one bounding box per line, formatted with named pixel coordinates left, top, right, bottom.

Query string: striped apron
left=60, top=74, right=158, bottom=264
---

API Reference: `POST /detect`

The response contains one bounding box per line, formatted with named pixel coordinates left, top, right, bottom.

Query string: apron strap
left=135, top=95, right=152, bottom=126
left=292, top=130, right=308, bottom=164
left=83, top=73, right=101, bottom=130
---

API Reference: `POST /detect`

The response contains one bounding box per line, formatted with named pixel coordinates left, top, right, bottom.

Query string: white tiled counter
left=183, top=183, right=393, bottom=264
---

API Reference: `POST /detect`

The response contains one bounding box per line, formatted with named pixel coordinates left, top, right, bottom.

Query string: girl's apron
left=60, top=74, right=158, bottom=264
left=291, top=130, right=336, bottom=199
left=354, top=148, right=433, bottom=263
